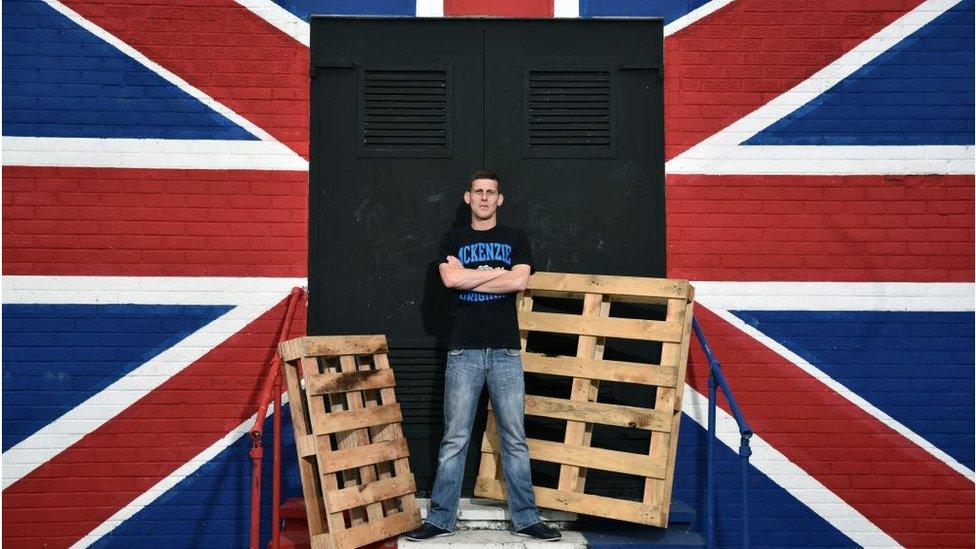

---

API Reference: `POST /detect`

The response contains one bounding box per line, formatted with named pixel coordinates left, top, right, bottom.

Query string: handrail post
left=707, top=371, right=717, bottom=549
left=272, top=372, right=283, bottom=549
left=249, top=432, right=263, bottom=549
left=249, top=287, right=304, bottom=549
left=693, top=316, right=752, bottom=549
left=740, top=434, right=752, bottom=549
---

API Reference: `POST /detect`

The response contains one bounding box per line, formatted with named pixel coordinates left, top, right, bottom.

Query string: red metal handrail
left=250, top=286, right=305, bottom=549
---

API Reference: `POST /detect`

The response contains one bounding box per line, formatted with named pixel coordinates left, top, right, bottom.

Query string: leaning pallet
left=473, top=272, right=695, bottom=527
left=278, top=335, right=422, bottom=549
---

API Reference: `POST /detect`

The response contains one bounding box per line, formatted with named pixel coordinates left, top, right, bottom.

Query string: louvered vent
left=360, top=69, right=452, bottom=157
left=525, top=69, right=614, bottom=158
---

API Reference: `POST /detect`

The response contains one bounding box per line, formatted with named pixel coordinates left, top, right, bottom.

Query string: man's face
left=464, top=178, right=503, bottom=221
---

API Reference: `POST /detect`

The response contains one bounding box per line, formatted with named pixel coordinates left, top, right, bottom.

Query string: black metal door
left=308, top=17, right=664, bottom=495
left=484, top=19, right=664, bottom=277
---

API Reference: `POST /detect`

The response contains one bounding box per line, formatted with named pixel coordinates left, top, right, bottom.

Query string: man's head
left=464, top=170, right=503, bottom=223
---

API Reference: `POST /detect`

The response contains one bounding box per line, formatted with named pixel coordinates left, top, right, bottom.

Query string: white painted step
left=397, top=529, right=587, bottom=549
left=415, top=498, right=577, bottom=530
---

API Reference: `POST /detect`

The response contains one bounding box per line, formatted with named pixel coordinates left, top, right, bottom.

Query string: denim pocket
left=504, top=348, right=521, bottom=356
left=447, top=349, right=464, bottom=356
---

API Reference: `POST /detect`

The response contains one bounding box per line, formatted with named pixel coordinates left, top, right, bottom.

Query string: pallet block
left=279, top=335, right=422, bottom=549
left=473, top=272, right=695, bottom=527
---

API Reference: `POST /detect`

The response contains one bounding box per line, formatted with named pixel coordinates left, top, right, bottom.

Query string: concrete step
left=275, top=497, right=704, bottom=549
left=416, top=498, right=577, bottom=530
left=398, top=529, right=588, bottom=548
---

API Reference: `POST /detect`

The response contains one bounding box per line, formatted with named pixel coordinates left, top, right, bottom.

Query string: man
left=406, top=171, right=560, bottom=542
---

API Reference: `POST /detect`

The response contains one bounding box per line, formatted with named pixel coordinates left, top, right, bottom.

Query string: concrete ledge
left=398, top=529, right=587, bottom=548
left=416, top=497, right=578, bottom=529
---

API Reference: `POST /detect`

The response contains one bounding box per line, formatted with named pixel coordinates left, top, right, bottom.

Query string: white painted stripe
left=2, top=276, right=307, bottom=305
left=416, top=0, right=445, bottom=17
left=693, top=282, right=976, bottom=312
left=1, top=276, right=305, bottom=489
left=70, top=394, right=289, bottom=548
left=704, top=306, right=976, bottom=482
left=236, top=0, right=740, bottom=47
left=682, top=387, right=902, bottom=548
left=666, top=145, right=975, bottom=175
left=664, top=0, right=736, bottom=37
left=553, top=0, right=580, bottom=18
left=2, top=137, right=309, bottom=171
left=41, top=0, right=279, bottom=143
left=666, top=0, right=965, bottom=175
left=234, top=0, right=309, bottom=46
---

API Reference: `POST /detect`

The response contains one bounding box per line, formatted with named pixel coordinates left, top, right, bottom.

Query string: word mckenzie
left=458, top=242, right=512, bottom=266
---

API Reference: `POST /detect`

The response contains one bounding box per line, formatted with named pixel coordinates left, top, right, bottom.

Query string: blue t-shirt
left=439, top=224, right=533, bottom=349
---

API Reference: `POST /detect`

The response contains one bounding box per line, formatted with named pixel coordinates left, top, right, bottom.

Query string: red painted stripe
left=445, top=0, right=553, bottom=17
left=664, top=0, right=927, bottom=161
left=2, top=166, right=308, bottom=277
left=688, top=307, right=974, bottom=548
left=1, top=298, right=308, bottom=548
left=58, top=0, right=310, bottom=159
left=666, top=174, right=975, bottom=282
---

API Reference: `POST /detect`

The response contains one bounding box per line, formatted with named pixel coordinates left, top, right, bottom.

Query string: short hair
left=469, top=170, right=500, bottom=192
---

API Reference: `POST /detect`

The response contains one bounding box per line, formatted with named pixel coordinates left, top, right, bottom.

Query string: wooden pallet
left=473, top=272, right=695, bottom=527
left=279, top=335, right=422, bottom=549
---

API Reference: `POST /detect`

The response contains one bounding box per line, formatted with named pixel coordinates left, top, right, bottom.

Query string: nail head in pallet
left=473, top=272, right=695, bottom=528
left=279, top=335, right=422, bottom=549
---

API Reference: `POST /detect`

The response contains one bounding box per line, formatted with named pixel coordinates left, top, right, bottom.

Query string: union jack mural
left=2, top=0, right=973, bottom=547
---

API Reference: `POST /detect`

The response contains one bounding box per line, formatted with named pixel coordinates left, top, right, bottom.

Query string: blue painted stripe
left=581, top=0, right=713, bottom=24
left=746, top=0, right=975, bottom=146
left=268, top=0, right=415, bottom=20
left=2, top=0, right=258, bottom=140
left=87, top=409, right=302, bottom=549
left=1, top=304, right=232, bottom=451
left=730, top=310, right=975, bottom=469
left=671, top=415, right=860, bottom=548
left=87, top=409, right=857, bottom=548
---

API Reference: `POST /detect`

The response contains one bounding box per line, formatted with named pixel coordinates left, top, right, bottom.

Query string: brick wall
left=2, top=0, right=973, bottom=547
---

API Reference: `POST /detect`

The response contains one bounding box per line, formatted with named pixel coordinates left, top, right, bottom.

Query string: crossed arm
left=438, top=255, right=531, bottom=293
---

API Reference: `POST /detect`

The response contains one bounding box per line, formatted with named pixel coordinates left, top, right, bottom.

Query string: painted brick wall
left=667, top=174, right=975, bottom=281
left=2, top=167, right=308, bottom=277
left=2, top=0, right=973, bottom=547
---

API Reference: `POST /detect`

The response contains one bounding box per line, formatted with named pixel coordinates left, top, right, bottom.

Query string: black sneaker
left=515, top=522, right=561, bottom=541
left=405, top=522, right=454, bottom=541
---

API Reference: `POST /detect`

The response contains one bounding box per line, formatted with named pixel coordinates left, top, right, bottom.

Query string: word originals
left=459, top=291, right=505, bottom=302
left=458, top=242, right=512, bottom=266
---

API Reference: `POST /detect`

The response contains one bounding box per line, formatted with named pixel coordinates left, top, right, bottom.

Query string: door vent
left=524, top=69, right=615, bottom=158
left=359, top=69, right=453, bottom=157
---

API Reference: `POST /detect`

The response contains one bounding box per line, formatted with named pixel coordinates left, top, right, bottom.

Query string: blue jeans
left=425, top=348, right=541, bottom=532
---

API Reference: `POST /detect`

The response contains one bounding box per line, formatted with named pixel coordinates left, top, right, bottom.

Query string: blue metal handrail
left=692, top=317, right=753, bottom=549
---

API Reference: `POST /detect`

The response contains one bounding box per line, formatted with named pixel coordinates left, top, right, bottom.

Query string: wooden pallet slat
left=558, top=292, right=608, bottom=493
left=482, top=434, right=667, bottom=479
left=475, top=478, right=662, bottom=525
left=279, top=335, right=422, bottom=549
left=320, top=438, right=411, bottom=474
left=311, top=403, right=403, bottom=435
left=526, top=272, right=691, bottom=300
left=325, top=475, right=418, bottom=512
left=525, top=394, right=672, bottom=432
left=475, top=271, right=695, bottom=527
left=521, top=352, right=678, bottom=387
left=307, top=368, right=397, bottom=395
left=330, top=509, right=423, bottom=549
left=518, top=310, right=683, bottom=342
